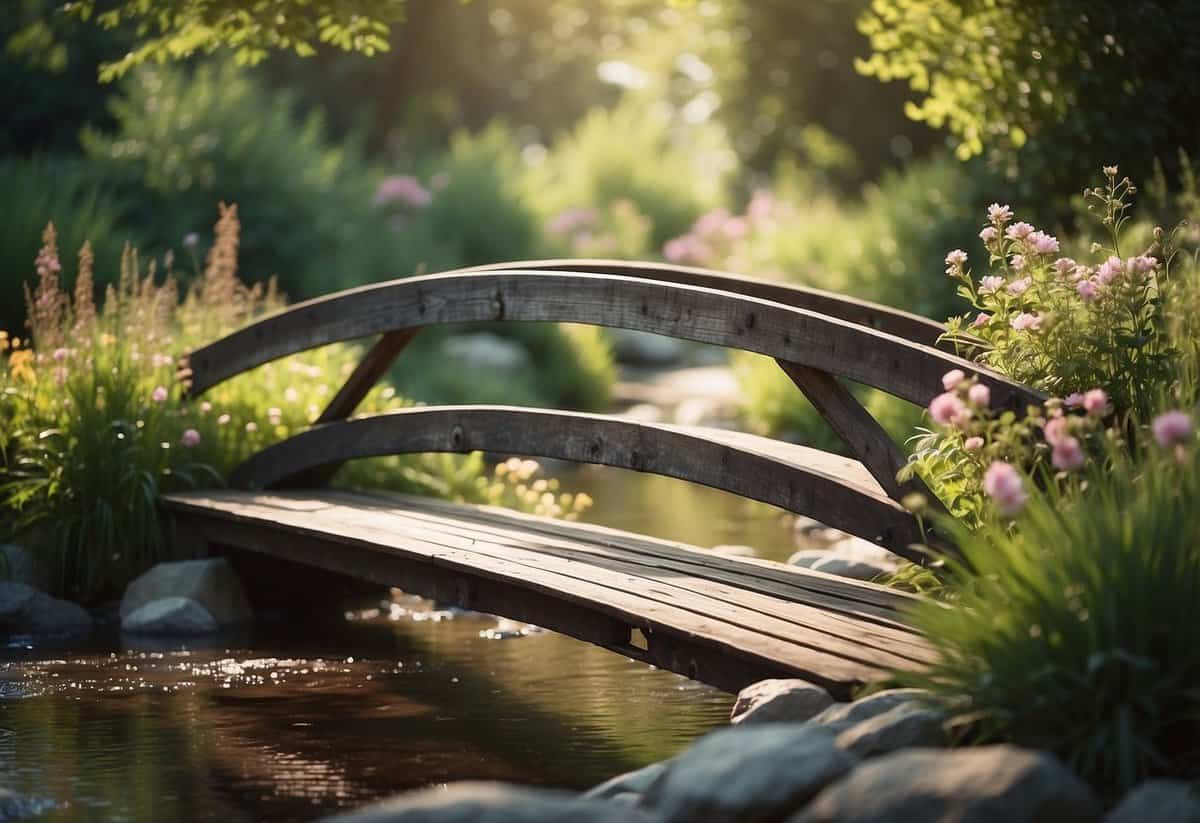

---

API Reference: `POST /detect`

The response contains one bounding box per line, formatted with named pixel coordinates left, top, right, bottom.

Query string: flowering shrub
left=902, top=410, right=1200, bottom=797
left=1, top=207, right=593, bottom=600
left=941, top=167, right=1185, bottom=418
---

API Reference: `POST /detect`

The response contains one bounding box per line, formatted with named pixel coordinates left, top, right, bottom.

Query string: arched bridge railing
left=180, top=262, right=1044, bottom=563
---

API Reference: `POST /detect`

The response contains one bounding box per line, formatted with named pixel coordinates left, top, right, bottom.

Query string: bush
left=81, top=60, right=435, bottom=300
left=903, top=430, right=1200, bottom=797
left=531, top=100, right=728, bottom=248
left=0, top=155, right=133, bottom=333
left=0, top=208, right=592, bottom=600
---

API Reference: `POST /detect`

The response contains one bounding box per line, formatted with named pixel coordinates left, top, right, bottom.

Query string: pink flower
left=1053, top=257, right=1077, bottom=276
left=1096, top=256, right=1123, bottom=284
left=663, top=235, right=711, bottom=264
left=1063, top=392, right=1085, bottom=408
left=693, top=208, right=732, bottom=238
left=964, top=436, right=984, bottom=451
left=1007, top=276, right=1031, bottom=295
left=1044, top=416, right=1070, bottom=446
left=929, top=391, right=968, bottom=426
left=979, top=226, right=999, bottom=242
left=1152, top=410, right=1192, bottom=448
left=722, top=217, right=750, bottom=240
left=1083, top=389, right=1108, bottom=417
left=1076, top=279, right=1099, bottom=302
left=151, top=386, right=168, bottom=404
left=1052, top=437, right=1086, bottom=471
left=1005, top=221, right=1035, bottom=241
left=1127, top=255, right=1158, bottom=277
left=52, top=347, right=70, bottom=362
left=942, top=369, right=967, bottom=391
left=1009, top=254, right=1027, bottom=271
left=979, top=275, right=1005, bottom=293
left=972, top=312, right=991, bottom=328
left=181, top=429, right=201, bottom=448
left=987, top=203, right=1013, bottom=225
left=747, top=190, right=776, bottom=222
left=1071, top=265, right=1091, bottom=281
left=374, top=175, right=432, bottom=209
left=199, top=401, right=212, bottom=414
left=245, top=421, right=258, bottom=433
left=1011, top=312, right=1042, bottom=331
left=945, top=249, right=969, bottom=268
left=983, top=461, right=1027, bottom=516
left=547, top=208, right=597, bottom=236
left=968, top=383, right=991, bottom=407
left=1028, top=231, right=1060, bottom=255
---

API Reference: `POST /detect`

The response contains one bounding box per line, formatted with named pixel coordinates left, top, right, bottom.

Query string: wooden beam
left=228, top=405, right=946, bottom=562
left=315, top=328, right=420, bottom=425
left=182, top=269, right=1044, bottom=413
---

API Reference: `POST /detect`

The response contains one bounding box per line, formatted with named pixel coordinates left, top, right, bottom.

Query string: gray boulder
left=317, top=782, right=660, bottom=822
left=609, top=329, right=686, bottom=366
left=730, top=679, right=835, bottom=725
left=1106, top=780, right=1200, bottom=823
left=793, top=745, right=1102, bottom=823
left=810, top=688, right=929, bottom=727
left=122, top=596, right=219, bottom=635
left=834, top=702, right=946, bottom=758
left=442, top=333, right=532, bottom=373
left=0, top=582, right=92, bottom=637
left=584, top=761, right=669, bottom=801
left=0, top=544, right=39, bottom=587
left=0, top=787, right=58, bottom=820
left=120, top=558, right=251, bottom=628
left=642, top=723, right=856, bottom=823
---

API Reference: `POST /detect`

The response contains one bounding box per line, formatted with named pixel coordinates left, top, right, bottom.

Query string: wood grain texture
left=228, top=405, right=940, bottom=562
left=461, top=258, right=949, bottom=349
left=162, top=488, right=937, bottom=695
left=182, top=268, right=1043, bottom=411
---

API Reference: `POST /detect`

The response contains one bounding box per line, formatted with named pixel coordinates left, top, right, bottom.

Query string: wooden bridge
left=163, top=260, right=1042, bottom=698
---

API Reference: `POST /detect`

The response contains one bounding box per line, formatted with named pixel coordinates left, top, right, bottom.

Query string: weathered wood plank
left=228, top=405, right=940, bottom=562
left=461, top=259, right=949, bottom=349
left=162, top=489, right=930, bottom=695
left=315, top=328, right=420, bottom=425
left=182, top=269, right=1043, bottom=412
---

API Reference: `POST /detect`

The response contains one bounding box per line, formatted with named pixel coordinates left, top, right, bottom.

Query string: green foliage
left=857, top=0, right=1200, bottom=203
left=62, top=0, right=407, bottom=81
left=902, top=435, right=1200, bottom=797
left=0, top=210, right=595, bottom=601
left=0, top=155, right=133, bottom=333
left=81, top=60, right=431, bottom=301
left=531, top=101, right=728, bottom=247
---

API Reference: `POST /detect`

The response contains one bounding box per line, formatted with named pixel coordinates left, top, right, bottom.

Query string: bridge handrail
left=181, top=267, right=1038, bottom=410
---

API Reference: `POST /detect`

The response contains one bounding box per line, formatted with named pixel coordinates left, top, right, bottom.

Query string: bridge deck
left=162, top=488, right=936, bottom=698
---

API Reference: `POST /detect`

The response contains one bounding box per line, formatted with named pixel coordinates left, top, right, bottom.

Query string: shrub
left=531, top=100, right=728, bottom=248
left=0, top=208, right=592, bottom=600
left=903, top=423, right=1200, bottom=797
left=0, top=155, right=133, bottom=333
left=81, top=60, right=432, bottom=300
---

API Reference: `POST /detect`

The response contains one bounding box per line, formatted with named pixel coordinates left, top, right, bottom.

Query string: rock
left=0, top=787, right=58, bottom=820
left=787, top=550, right=830, bottom=568
left=120, top=558, right=251, bottom=628
left=642, top=724, right=856, bottom=823
left=0, top=582, right=92, bottom=637
left=834, top=703, right=946, bottom=758
left=0, top=582, right=36, bottom=622
left=442, top=333, right=532, bottom=373
left=122, top=596, right=220, bottom=635
left=584, top=762, right=669, bottom=801
left=810, top=689, right=929, bottom=728
left=0, top=544, right=39, bottom=587
left=609, top=329, right=686, bottom=366
left=809, top=556, right=892, bottom=581
left=1106, top=780, right=1200, bottom=823
left=730, top=679, right=835, bottom=725
left=792, top=518, right=846, bottom=550
left=709, top=544, right=757, bottom=559
left=793, top=745, right=1102, bottom=823
left=317, top=782, right=659, bottom=822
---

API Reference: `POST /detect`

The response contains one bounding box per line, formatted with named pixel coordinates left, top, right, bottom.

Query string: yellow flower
left=8, top=349, right=36, bottom=384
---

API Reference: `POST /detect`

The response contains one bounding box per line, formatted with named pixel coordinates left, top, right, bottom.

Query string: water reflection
left=0, top=468, right=804, bottom=822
